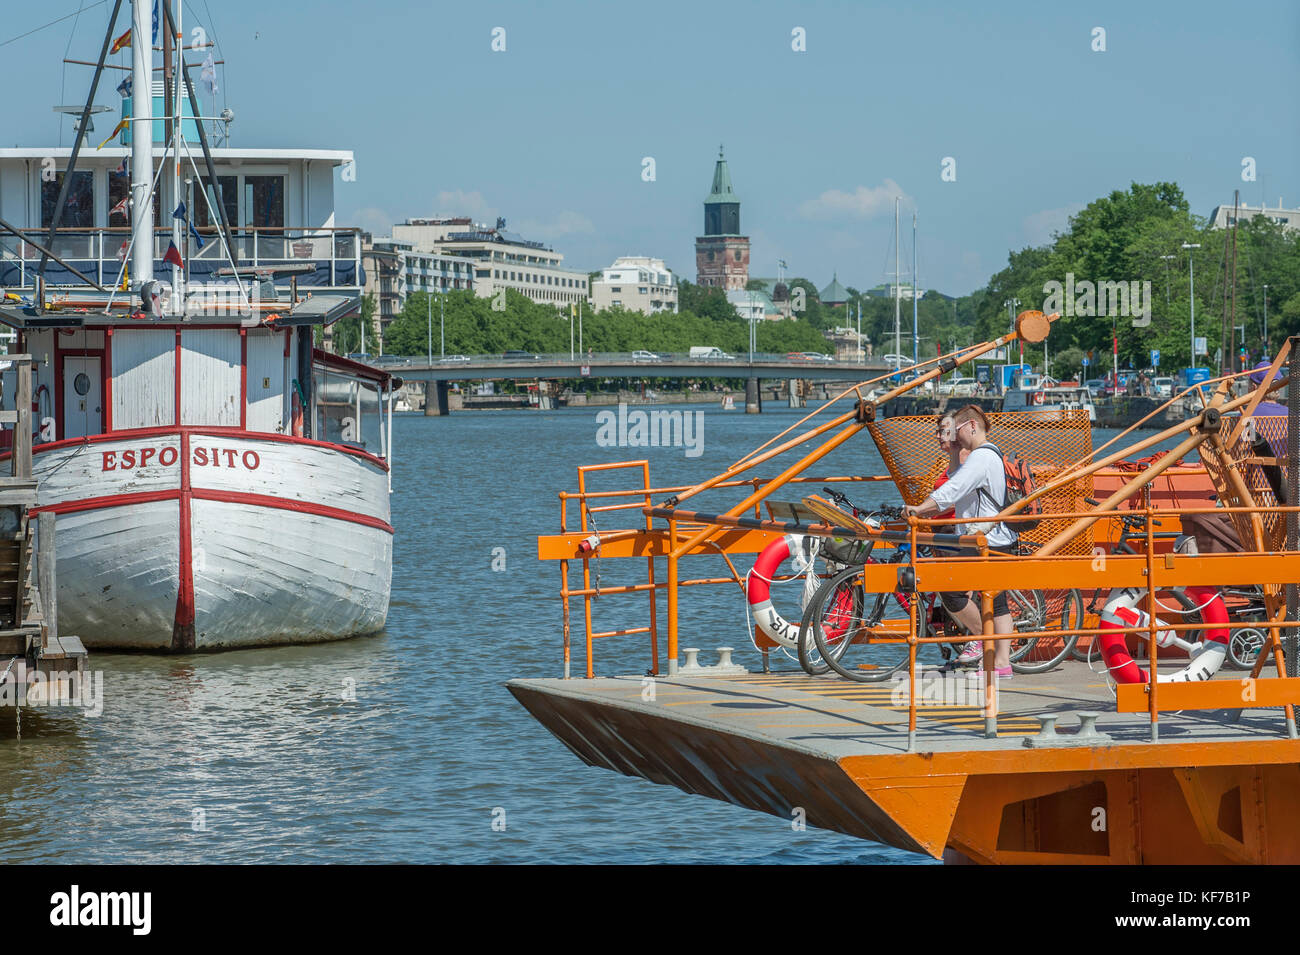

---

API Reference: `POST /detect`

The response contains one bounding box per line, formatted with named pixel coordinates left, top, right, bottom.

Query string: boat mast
left=130, top=0, right=155, bottom=292
left=1230, top=189, right=1239, bottom=375
left=169, top=0, right=184, bottom=311
left=911, top=211, right=918, bottom=367
left=893, top=197, right=900, bottom=365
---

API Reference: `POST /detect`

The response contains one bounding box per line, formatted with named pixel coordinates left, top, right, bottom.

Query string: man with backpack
left=903, top=404, right=1018, bottom=676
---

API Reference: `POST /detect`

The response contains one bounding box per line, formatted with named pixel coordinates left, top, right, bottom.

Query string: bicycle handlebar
left=1084, top=497, right=1160, bottom=527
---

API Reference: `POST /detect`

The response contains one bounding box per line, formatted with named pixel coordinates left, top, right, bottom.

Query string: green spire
left=705, top=144, right=738, bottom=204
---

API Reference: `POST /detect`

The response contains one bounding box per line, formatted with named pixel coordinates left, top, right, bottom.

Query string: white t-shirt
left=929, top=444, right=1016, bottom=547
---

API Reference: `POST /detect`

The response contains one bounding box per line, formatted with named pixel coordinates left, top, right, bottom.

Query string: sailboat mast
left=894, top=197, right=900, bottom=364
left=130, top=0, right=154, bottom=291
left=911, top=211, right=918, bottom=366
left=170, top=0, right=184, bottom=310
left=1230, top=189, right=1239, bottom=374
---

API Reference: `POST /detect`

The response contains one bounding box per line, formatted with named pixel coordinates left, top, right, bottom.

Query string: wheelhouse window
left=193, top=175, right=238, bottom=230
left=41, top=171, right=93, bottom=228
left=315, top=365, right=383, bottom=453
left=244, top=175, right=285, bottom=228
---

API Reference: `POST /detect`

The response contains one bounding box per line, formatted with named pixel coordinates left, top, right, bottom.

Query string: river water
left=0, top=406, right=1189, bottom=864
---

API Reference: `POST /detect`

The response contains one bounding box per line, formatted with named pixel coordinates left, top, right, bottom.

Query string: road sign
left=580, top=365, right=591, bottom=377
left=1151, top=349, right=1160, bottom=368
left=1082, top=356, right=1090, bottom=368
left=1194, top=336, right=1207, bottom=356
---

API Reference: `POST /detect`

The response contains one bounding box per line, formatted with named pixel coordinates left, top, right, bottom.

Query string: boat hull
left=32, top=428, right=392, bottom=650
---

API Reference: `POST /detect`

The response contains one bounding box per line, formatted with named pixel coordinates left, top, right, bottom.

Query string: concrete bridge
left=365, top=351, right=900, bottom=415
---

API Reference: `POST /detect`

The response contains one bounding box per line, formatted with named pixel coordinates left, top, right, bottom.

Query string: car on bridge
left=939, top=376, right=978, bottom=396
left=632, top=350, right=663, bottom=362
left=882, top=354, right=915, bottom=367
left=503, top=350, right=539, bottom=360
left=438, top=355, right=470, bottom=364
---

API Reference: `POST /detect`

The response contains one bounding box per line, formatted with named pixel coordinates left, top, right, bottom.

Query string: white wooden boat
left=2, top=324, right=397, bottom=650
left=0, top=0, right=396, bottom=650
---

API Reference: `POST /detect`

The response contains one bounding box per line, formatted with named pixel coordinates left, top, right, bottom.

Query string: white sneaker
left=956, top=642, right=984, bottom=665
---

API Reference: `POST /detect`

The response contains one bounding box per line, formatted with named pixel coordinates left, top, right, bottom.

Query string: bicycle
left=796, top=489, right=1082, bottom=680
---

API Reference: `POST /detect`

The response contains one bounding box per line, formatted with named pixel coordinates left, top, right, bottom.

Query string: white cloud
left=797, top=180, right=910, bottom=220
left=1022, top=203, right=1084, bottom=246
left=434, top=190, right=497, bottom=221
left=350, top=206, right=396, bottom=238
left=515, top=210, right=596, bottom=240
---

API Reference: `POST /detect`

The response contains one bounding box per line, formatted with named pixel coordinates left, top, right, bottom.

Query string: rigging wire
left=58, top=2, right=92, bottom=148
left=0, top=1, right=107, bottom=51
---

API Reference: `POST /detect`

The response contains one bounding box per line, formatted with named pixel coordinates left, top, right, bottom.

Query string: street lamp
left=426, top=290, right=432, bottom=365
left=1183, top=242, right=1201, bottom=369
left=748, top=290, right=757, bottom=363
left=440, top=288, right=445, bottom=359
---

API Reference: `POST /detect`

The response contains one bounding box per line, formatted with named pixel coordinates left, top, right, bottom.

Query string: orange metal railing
left=540, top=321, right=1300, bottom=746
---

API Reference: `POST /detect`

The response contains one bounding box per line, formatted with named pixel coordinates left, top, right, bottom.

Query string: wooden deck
left=509, top=660, right=1300, bottom=863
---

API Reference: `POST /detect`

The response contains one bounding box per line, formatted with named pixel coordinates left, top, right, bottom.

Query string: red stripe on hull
left=31, top=485, right=393, bottom=533
left=191, top=488, right=394, bottom=534
left=34, top=489, right=180, bottom=515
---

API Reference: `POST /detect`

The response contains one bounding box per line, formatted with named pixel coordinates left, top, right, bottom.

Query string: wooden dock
left=0, top=356, right=87, bottom=716
left=509, top=660, right=1300, bottom=864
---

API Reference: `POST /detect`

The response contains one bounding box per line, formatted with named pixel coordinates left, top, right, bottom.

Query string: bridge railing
left=376, top=351, right=890, bottom=368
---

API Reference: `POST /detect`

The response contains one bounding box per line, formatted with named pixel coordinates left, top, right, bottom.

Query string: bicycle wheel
left=1227, top=624, right=1266, bottom=671
left=812, top=566, right=917, bottom=683
left=797, top=566, right=864, bottom=675
left=1010, top=588, right=1082, bottom=674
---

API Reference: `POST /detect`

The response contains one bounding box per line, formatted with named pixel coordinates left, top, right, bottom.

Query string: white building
left=726, top=288, right=779, bottom=321
left=362, top=237, right=474, bottom=334
left=590, top=256, right=678, bottom=314
left=1207, top=200, right=1300, bottom=234
left=884, top=283, right=925, bottom=301
left=392, top=216, right=588, bottom=307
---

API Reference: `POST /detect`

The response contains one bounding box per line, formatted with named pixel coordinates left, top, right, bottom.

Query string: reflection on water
left=0, top=408, right=1188, bottom=863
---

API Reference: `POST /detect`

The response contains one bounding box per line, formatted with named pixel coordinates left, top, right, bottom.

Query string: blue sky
left=6, top=0, right=1298, bottom=295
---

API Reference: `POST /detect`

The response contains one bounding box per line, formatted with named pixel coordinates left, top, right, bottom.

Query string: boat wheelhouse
left=0, top=306, right=397, bottom=650
left=0, top=146, right=361, bottom=301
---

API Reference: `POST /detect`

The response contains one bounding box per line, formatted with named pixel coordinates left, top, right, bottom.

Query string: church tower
left=694, top=146, right=750, bottom=289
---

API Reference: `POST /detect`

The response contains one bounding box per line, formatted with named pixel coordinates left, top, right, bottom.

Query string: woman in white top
left=903, top=405, right=1016, bottom=676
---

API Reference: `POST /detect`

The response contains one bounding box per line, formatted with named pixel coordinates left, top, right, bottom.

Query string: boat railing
left=0, top=226, right=362, bottom=290
left=544, top=478, right=1300, bottom=745
left=550, top=468, right=895, bottom=680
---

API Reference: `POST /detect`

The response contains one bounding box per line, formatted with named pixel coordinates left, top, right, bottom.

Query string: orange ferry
left=510, top=312, right=1300, bottom=864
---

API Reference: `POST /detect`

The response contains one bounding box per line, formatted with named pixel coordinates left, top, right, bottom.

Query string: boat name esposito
left=100, top=446, right=261, bottom=471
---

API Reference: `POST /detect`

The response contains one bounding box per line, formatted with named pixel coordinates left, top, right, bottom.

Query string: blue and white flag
left=200, top=53, right=218, bottom=96
left=152, top=1, right=159, bottom=45
left=116, top=74, right=132, bottom=98
left=172, top=202, right=205, bottom=250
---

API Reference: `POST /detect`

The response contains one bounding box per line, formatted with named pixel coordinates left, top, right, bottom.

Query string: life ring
left=1097, top=585, right=1229, bottom=683
left=746, top=534, right=816, bottom=649
left=1031, top=391, right=1045, bottom=406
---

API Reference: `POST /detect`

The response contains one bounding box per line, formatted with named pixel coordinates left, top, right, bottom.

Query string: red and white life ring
left=1031, top=391, right=1045, bottom=406
left=746, top=534, right=813, bottom=649
left=1097, top=586, right=1229, bottom=683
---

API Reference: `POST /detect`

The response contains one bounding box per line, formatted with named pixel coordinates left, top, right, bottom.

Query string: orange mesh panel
left=1200, top=415, right=1288, bottom=594
left=866, top=409, right=1095, bottom=553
